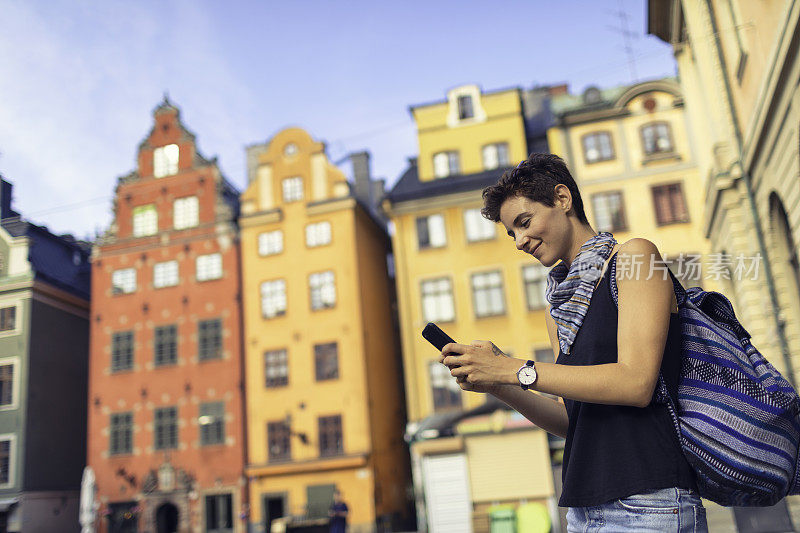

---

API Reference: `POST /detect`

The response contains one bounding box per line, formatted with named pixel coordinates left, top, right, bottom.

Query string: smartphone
left=421, top=322, right=456, bottom=352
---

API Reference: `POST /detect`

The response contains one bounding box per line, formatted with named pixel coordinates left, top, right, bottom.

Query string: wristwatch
left=516, top=360, right=538, bottom=390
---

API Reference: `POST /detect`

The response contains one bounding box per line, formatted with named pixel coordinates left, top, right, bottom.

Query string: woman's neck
left=562, top=225, right=598, bottom=269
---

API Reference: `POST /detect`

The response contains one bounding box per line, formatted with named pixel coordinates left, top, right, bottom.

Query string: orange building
left=88, top=99, right=247, bottom=532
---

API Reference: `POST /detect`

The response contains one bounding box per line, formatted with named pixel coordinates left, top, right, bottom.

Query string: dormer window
left=433, top=151, right=460, bottom=178
left=153, top=144, right=179, bottom=178
left=641, top=122, right=674, bottom=155
left=457, top=95, right=474, bottom=120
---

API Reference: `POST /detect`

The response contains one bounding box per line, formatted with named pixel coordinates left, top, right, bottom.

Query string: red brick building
left=88, top=99, right=246, bottom=532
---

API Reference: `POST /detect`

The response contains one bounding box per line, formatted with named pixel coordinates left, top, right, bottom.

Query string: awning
left=0, top=498, right=19, bottom=512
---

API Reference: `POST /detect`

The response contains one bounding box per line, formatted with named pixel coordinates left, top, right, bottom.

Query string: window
left=641, top=122, right=674, bottom=155
left=154, top=325, right=177, bottom=367
left=652, top=183, right=689, bottom=225
left=416, top=214, right=447, bottom=249
left=482, top=143, right=510, bottom=170
left=132, top=205, right=157, bottom=237
left=309, top=271, right=336, bottom=310
left=457, top=95, right=474, bottom=120
left=261, top=280, right=287, bottom=318
left=582, top=132, right=615, bottom=163
left=318, top=415, right=343, bottom=457
left=472, top=271, right=506, bottom=317
left=258, top=230, right=283, bottom=256
left=591, top=191, right=627, bottom=232
left=110, top=412, right=133, bottom=455
left=112, top=268, right=137, bottom=294
left=154, top=407, right=178, bottom=450
left=282, top=177, right=304, bottom=202
left=0, top=364, right=12, bottom=406
left=205, top=494, right=233, bottom=533
left=433, top=151, right=460, bottom=178
left=0, top=307, right=15, bottom=332
left=264, top=349, right=288, bottom=387
left=314, top=343, right=339, bottom=381
left=199, top=402, right=225, bottom=446
left=153, top=260, right=179, bottom=288
left=111, top=331, right=134, bottom=372
left=196, top=253, right=222, bottom=281
left=429, top=362, right=461, bottom=411
left=305, top=222, right=332, bottom=247
left=153, top=144, right=179, bottom=178
left=0, top=439, right=12, bottom=485
left=522, top=264, right=548, bottom=311
left=198, top=319, right=222, bottom=361
left=421, top=278, right=455, bottom=323
left=267, top=421, right=291, bottom=461
left=173, top=196, right=199, bottom=229
left=463, top=208, right=496, bottom=242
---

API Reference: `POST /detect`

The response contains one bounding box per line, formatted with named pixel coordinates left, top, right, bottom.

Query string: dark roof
left=387, top=162, right=509, bottom=204
left=1, top=217, right=91, bottom=301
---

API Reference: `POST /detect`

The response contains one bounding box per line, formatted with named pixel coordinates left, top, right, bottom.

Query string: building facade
left=385, top=84, right=560, bottom=532
left=88, top=100, right=247, bottom=533
left=240, top=128, right=412, bottom=533
left=650, top=0, right=800, bottom=528
left=546, top=78, right=719, bottom=291
left=0, top=179, right=91, bottom=533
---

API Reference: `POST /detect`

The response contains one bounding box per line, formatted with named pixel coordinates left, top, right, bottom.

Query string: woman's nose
left=516, top=235, right=528, bottom=251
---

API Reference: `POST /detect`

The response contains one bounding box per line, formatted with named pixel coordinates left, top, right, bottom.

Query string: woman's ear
left=554, top=184, right=572, bottom=213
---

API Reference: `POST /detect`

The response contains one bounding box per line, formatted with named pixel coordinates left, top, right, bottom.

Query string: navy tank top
left=555, top=252, right=696, bottom=507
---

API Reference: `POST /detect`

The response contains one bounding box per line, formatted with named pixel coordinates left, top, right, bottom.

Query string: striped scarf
left=545, top=231, right=617, bottom=355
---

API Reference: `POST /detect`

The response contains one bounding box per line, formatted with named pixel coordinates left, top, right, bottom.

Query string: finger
left=449, top=365, right=469, bottom=378
left=441, top=343, right=469, bottom=356
left=443, top=355, right=469, bottom=367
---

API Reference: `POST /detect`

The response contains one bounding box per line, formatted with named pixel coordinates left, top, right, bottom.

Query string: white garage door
left=422, top=453, right=473, bottom=533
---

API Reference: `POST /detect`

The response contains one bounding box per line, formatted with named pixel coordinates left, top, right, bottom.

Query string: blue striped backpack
left=609, top=258, right=800, bottom=506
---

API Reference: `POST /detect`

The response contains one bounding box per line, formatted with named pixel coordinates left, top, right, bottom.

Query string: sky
left=0, top=0, right=676, bottom=240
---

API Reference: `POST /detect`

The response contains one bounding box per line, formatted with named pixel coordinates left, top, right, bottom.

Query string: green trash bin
left=489, top=504, right=517, bottom=533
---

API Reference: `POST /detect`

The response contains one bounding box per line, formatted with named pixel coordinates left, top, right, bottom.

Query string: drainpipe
left=704, top=0, right=796, bottom=386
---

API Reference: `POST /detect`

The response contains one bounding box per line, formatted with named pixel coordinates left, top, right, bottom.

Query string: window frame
left=318, top=415, right=343, bottom=457
left=0, top=302, right=21, bottom=337
left=258, top=230, right=284, bottom=256
left=199, top=401, right=226, bottom=447
left=471, top=270, right=507, bottom=318
left=432, top=151, right=460, bottom=178
left=264, top=348, right=289, bottom=388
left=153, top=260, right=179, bottom=289
left=420, top=277, right=456, bottom=323
left=522, top=264, right=549, bottom=311
left=198, top=318, right=222, bottom=361
left=640, top=121, right=675, bottom=156
left=132, top=204, right=158, bottom=237
left=416, top=214, right=447, bottom=250
left=457, top=95, right=474, bottom=120
left=260, top=279, right=287, bottom=318
left=314, top=342, right=339, bottom=381
left=196, top=253, right=223, bottom=282
left=651, top=182, right=690, bottom=226
left=481, top=142, right=510, bottom=170
left=154, top=406, right=178, bottom=451
left=109, top=411, right=134, bottom=456
left=282, top=177, right=304, bottom=202
left=0, top=358, right=19, bottom=411
left=111, top=331, right=135, bottom=373
left=267, top=420, right=291, bottom=462
left=463, top=208, right=496, bottom=243
left=0, top=434, right=16, bottom=488
left=590, top=190, right=628, bottom=232
left=581, top=131, right=615, bottom=164
left=429, top=361, right=462, bottom=412
left=173, top=196, right=199, bottom=230
left=112, top=268, right=137, bottom=295
left=153, top=324, right=178, bottom=367
left=305, top=221, right=332, bottom=248
left=309, top=271, right=336, bottom=311
left=153, top=144, right=179, bottom=178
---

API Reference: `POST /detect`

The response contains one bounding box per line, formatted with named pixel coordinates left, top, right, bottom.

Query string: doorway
left=262, top=494, right=287, bottom=533
left=156, top=502, right=179, bottom=533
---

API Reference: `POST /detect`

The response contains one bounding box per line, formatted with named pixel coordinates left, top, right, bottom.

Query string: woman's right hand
left=454, top=373, right=500, bottom=394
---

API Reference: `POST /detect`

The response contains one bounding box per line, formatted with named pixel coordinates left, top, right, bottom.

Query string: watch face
left=518, top=366, right=536, bottom=385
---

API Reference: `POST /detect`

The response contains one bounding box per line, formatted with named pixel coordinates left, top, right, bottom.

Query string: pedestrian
left=440, top=153, right=708, bottom=532
left=328, top=489, right=348, bottom=533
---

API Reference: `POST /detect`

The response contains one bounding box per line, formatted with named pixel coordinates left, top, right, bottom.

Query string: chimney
left=350, top=151, right=372, bottom=206
left=0, top=179, right=13, bottom=220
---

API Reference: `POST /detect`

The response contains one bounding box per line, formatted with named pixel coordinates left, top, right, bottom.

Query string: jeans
left=566, top=487, right=708, bottom=532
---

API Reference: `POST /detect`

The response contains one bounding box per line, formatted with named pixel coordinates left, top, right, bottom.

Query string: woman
left=440, top=153, right=708, bottom=532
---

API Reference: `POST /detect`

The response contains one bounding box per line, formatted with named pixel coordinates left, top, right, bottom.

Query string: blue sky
left=0, top=0, right=675, bottom=239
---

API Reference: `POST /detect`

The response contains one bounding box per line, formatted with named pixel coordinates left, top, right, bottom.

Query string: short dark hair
left=481, top=153, right=589, bottom=225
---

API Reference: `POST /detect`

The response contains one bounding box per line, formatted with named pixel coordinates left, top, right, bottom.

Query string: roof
left=387, top=161, right=509, bottom=204
left=1, top=217, right=91, bottom=300
left=406, top=396, right=513, bottom=442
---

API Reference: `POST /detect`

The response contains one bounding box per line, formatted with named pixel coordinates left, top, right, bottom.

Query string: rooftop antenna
left=606, top=0, right=639, bottom=82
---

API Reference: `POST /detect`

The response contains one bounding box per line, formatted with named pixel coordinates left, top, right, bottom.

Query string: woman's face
left=499, top=192, right=571, bottom=267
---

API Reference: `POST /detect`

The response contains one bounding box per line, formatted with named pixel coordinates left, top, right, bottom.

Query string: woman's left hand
left=440, top=340, right=521, bottom=387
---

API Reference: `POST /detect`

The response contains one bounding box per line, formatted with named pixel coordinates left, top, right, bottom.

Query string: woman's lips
left=530, top=242, right=541, bottom=256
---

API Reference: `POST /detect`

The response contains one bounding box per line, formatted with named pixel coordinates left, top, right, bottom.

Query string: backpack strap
left=608, top=252, right=687, bottom=308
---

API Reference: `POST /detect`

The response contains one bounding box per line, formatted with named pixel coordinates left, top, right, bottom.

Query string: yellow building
left=239, top=128, right=412, bottom=533
left=650, top=1, right=800, bottom=529
left=385, top=85, right=560, bottom=533
left=546, top=78, right=719, bottom=291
